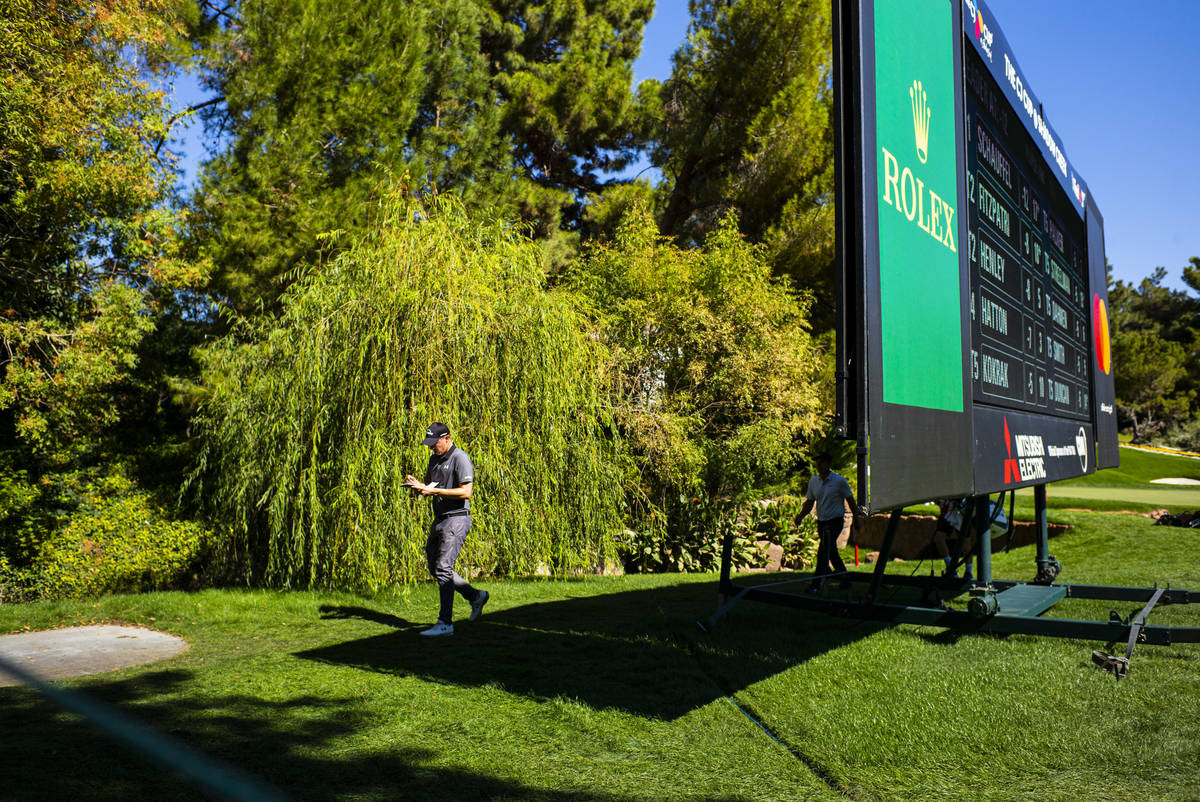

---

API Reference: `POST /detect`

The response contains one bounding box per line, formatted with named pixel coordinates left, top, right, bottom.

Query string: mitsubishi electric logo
left=1002, top=417, right=1089, bottom=482
left=1002, top=416, right=1047, bottom=483
left=910, top=80, right=930, bottom=164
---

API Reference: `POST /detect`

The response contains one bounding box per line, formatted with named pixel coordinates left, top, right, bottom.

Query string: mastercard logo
left=1093, top=294, right=1111, bottom=374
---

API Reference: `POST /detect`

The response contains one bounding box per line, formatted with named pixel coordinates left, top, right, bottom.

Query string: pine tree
left=648, top=0, right=835, bottom=319
left=190, top=0, right=653, bottom=315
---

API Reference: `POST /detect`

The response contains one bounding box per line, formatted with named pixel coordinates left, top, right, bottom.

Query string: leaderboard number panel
left=961, top=0, right=1114, bottom=493
left=964, top=44, right=1090, bottom=423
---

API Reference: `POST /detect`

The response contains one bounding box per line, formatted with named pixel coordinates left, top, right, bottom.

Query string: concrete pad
left=0, top=625, right=188, bottom=686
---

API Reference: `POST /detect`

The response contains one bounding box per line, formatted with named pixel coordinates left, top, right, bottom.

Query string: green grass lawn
left=2, top=504, right=1199, bottom=801
left=1024, top=484, right=1200, bottom=509
left=1056, top=444, right=1200, bottom=489
left=999, top=444, right=1200, bottom=514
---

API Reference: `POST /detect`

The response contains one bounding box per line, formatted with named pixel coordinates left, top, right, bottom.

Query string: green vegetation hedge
left=571, top=209, right=828, bottom=567
left=1, top=464, right=209, bottom=601
left=192, top=194, right=628, bottom=590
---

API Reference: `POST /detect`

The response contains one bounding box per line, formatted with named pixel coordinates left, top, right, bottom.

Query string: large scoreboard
left=834, top=0, right=1119, bottom=511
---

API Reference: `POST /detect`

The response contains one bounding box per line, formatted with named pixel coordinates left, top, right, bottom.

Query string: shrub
left=0, top=464, right=210, bottom=601
left=618, top=493, right=819, bottom=574
left=0, top=458, right=44, bottom=569
left=621, top=494, right=751, bottom=573
left=757, top=494, right=819, bottom=570
left=1162, top=417, right=1200, bottom=454
left=569, top=208, right=829, bottom=552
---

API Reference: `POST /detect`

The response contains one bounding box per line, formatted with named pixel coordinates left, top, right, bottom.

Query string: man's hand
left=796, top=499, right=814, bottom=524
left=404, top=475, right=436, bottom=495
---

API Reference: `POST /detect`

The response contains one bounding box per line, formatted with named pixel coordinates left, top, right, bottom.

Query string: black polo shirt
left=423, top=444, right=474, bottom=518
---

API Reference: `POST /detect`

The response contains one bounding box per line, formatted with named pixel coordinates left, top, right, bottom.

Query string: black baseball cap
left=422, top=422, right=450, bottom=446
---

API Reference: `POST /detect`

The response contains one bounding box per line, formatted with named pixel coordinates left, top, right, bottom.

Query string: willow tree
left=192, top=195, right=627, bottom=589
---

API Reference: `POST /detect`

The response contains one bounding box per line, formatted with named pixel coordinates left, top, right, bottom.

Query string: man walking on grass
left=797, top=451, right=862, bottom=591
left=405, top=422, right=488, bottom=636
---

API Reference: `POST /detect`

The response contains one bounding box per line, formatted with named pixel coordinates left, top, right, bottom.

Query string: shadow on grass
left=299, top=576, right=888, bottom=721
left=0, top=579, right=883, bottom=800
left=0, top=668, right=658, bottom=801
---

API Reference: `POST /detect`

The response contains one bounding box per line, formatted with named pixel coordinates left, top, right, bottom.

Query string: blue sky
left=984, top=1, right=1200, bottom=291
left=171, top=0, right=1198, bottom=291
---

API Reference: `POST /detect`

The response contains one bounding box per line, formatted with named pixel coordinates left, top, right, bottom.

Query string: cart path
left=0, top=625, right=187, bottom=686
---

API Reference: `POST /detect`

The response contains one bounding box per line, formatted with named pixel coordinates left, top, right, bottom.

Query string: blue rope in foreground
left=724, top=695, right=787, bottom=749
left=0, top=653, right=291, bottom=801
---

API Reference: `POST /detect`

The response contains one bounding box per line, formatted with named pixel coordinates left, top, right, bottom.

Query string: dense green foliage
left=0, top=461, right=210, bottom=602
left=190, top=0, right=654, bottom=314
left=621, top=494, right=819, bottom=573
left=573, top=206, right=826, bottom=498
left=192, top=196, right=627, bottom=589
left=1109, top=260, right=1200, bottom=445
left=8, top=467, right=208, bottom=601
left=570, top=207, right=827, bottom=570
left=0, top=0, right=203, bottom=463
left=0, top=0, right=210, bottom=598
left=574, top=209, right=827, bottom=494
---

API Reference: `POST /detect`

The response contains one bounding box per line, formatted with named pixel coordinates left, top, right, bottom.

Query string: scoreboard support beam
left=701, top=492, right=1196, bottom=676
left=718, top=533, right=735, bottom=601
left=1035, top=484, right=1049, bottom=571
left=1033, top=484, right=1061, bottom=583
left=702, top=559, right=1200, bottom=676
left=973, top=498, right=994, bottom=588
left=865, top=509, right=902, bottom=604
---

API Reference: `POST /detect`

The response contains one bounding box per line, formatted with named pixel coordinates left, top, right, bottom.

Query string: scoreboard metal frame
left=834, top=0, right=1119, bottom=512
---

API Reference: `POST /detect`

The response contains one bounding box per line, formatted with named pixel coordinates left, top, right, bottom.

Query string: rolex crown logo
left=909, top=79, right=930, bottom=164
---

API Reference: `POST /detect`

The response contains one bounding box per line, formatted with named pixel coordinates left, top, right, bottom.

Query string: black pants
left=425, top=514, right=480, bottom=623
left=814, top=517, right=846, bottom=581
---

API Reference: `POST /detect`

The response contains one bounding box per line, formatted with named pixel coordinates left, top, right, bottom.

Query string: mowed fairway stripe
left=1018, top=485, right=1200, bottom=507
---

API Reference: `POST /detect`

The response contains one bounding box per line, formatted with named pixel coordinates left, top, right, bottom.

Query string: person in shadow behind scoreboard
left=796, top=452, right=861, bottom=591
